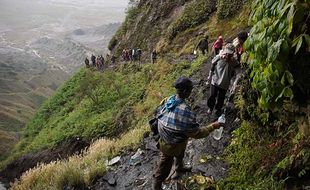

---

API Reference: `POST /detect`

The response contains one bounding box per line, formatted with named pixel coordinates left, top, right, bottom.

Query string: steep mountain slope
left=2, top=0, right=249, bottom=188
left=0, top=22, right=121, bottom=161
left=4, top=0, right=310, bottom=189
left=0, top=47, right=68, bottom=160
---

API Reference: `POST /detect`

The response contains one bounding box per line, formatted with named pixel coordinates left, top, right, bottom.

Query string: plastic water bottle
left=213, top=114, right=226, bottom=140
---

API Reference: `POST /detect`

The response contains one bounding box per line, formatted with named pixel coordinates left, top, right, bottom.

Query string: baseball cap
left=223, top=43, right=235, bottom=54
left=174, top=77, right=194, bottom=90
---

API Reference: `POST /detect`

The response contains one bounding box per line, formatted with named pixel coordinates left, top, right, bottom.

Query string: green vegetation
left=221, top=0, right=310, bottom=189
left=167, top=0, right=216, bottom=40
left=3, top=65, right=149, bottom=166
left=222, top=121, right=286, bottom=189
left=245, top=0, right=309, bottom=113
left=116, top=2, right=140, bottom=38
left=6, top=0, right=310, bottom=189
left=10, top=56, right=208, bottom=189
left=169, top=4, right=251, bottom=56
left=109, top=1, right=141, bottom=52
left=217, top=0, right=249, bottom=19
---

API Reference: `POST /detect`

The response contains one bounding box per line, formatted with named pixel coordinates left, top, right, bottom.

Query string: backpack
left=148, top=117, right=159, bottom=140
left=148, top=100, right=167, bottom=142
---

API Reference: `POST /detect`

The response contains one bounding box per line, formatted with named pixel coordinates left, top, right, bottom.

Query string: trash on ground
left=129, top=148, right=144, bottom=166
left=106, top=156, right=121, bottom=166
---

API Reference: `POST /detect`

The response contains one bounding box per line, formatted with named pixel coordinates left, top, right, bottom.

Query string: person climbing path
left=207, top=43, right=239, bottom=117
left=212, top=36, right=224, bottom=56
left=152, top=77, right=221, bottom=190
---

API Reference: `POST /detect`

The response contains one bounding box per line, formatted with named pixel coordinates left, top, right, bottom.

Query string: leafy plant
left=245, top=0, right=310, bottom=113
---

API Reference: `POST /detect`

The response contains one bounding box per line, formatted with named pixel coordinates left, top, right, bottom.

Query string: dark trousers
left=207, top=85, right=227, bottom=115
left=199, top=48, right=208, bottom=55
left=154, top=151, right=185, bottom=189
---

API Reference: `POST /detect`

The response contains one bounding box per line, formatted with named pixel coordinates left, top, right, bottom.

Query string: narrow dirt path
left=91, top=55, right=240, bottom=190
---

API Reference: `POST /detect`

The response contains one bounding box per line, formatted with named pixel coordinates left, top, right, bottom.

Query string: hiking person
left=91, top=54, right=96, bottom=67
left=153, top=77, right=221, bottom=190
left=229, top=31, right=249, bottom=102
left=207, top=43, right=239, bottom=117
left=233, top=31, right=248, bottom=62
left=84, top=57, right=90, bottom=68
left=129, top=49, right=133, bottom=61
left=195, top=35, right=209, bottom=55
left=137, top=49, right=142, bottom=61
left=106, top=53, right=110, bottom=64
left=126, top=49, right=131, bottom=61
left=96, top=56, right=100, bottom=70
left=151, top=50, right=157, bottom=64
left=212, top=36, right=224, bottom=56
left=99, top=55, right=104, bottom=71
left=110, top=54, right=116, bottom=64
left=132, top=48, right=137, bottom=61
left=205, top=35, right=227, bottom=87
left=122, top=49, right=126, bottom=61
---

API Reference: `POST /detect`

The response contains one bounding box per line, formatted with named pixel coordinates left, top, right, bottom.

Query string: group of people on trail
left=122, top=48, right=158, bottom=64
left=84, top=54, right=116, bottom=71
left=152, top=31, right=248, bottom=190
left=85, top=47, right=158, bottom=69
left=122, top=48, right=142, bottom=62
left=207, top=31, right=248, bottom=117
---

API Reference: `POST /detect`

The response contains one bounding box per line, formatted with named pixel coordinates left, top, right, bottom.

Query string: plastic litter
left=129, top=148, right=144, bottom=166
left=106, top=156, right=121, bottom=166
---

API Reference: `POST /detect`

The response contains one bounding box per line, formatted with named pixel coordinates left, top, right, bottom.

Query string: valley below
left=0, top=0, right=126, bottom=161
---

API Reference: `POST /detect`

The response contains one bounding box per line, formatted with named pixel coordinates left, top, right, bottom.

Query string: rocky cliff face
left=109, top=0, right=247, bottom=57
left=110, top=0, right=215, bottom=55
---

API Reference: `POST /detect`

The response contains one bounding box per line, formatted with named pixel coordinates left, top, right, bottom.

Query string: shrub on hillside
left=108, top=3, right=140, bottom=51
left=245, top=0, right=310, bottom=111
left=167, top=0, right=217, bottom=40
left=217, top=0, right=249, bottom=19
left=108, top=36, right=118, bottom=51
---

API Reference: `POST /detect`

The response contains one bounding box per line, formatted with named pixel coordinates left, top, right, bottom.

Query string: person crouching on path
left=153, top=77, right=221, bottom=190
left=207, top=43, right=239, bottom=117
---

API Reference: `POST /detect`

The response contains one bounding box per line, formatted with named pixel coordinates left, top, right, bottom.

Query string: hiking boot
left=178, top=165, right=192, bottom=172
left=171, top=165, right=192, bottom=180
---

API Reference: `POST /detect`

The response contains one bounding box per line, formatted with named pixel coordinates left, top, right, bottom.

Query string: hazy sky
left=0, top=0, right=128, bottom=44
